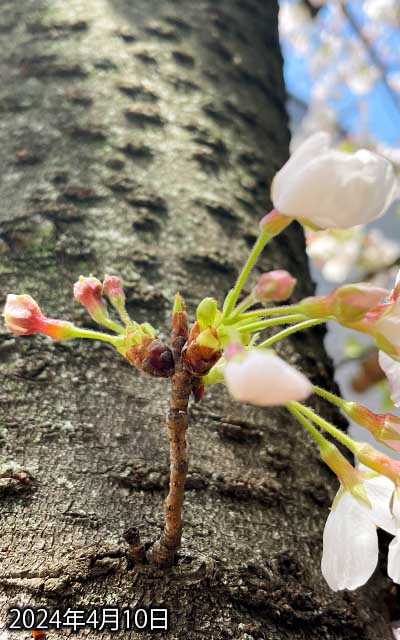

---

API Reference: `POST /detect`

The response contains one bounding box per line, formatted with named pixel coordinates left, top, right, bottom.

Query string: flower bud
left=102, top=274, right=125, bottom=304
left=330, top=283, right=388, bottom=323
left=4, top=294, right=73, bottom=340
left=4, top=294, right=43, bottom=335
left=74, top=276, right=109, bottom=324
left=102, top=274, right=134, bottom=328
left=141, top=338, right=175, bottom=378
left=300, top=283, right=388, bottom=323
left=224, top=346, right=312, bottom=406
left=172, top=293, right=189, bottom=358
left=123, top=335, right=175, bottom=378
left=253, top=270, right=297, bottom=302
left=196, top=297, right=218, bottom=330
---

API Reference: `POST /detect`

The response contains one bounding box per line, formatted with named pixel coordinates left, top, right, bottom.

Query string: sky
left=280, top=0, right=400, bottom=147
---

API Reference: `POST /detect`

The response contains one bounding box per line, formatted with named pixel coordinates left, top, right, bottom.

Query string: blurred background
left=279, top=0, right=400, bottom=449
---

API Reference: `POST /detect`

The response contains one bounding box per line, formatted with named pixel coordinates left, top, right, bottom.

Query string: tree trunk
left=0, top=0, right=392, bottom=638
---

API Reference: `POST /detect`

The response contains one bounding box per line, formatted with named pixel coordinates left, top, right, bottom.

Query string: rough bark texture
left=0, top=0, right=393, bottom=638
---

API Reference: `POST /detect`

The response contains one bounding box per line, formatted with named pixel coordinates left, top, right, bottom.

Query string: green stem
left=69, top=326, right=122, bottom=346
left=230, top=294, right=256, bottom=318
left=286, top=402, right=328, bottom=449
left=237, top=314, right=306, bottom=334
left=257, top=319, right=325, bottom=348
left=225, top=303, right=304, bottom=325
left=239, top=304, right=304, bottom=319
left=313, top=385, right=348, bottom=410
left=100, top=318, right=126, bottom=334
left=222, top=231, right=270, bottom=319
left=291, top=401, right=358, bottom=454
left=114, top=301, right=135, bottom=329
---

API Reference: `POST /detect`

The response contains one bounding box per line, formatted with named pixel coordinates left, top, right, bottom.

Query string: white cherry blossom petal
left=271, top=132, right=398, bottom=229
left=379, top=351, right=400, bottom=407
left=388, top=535, right=400, bottom=584
left=224, top=350, right=312, bottom=406
left=321, top=491, right=379, bottom=591
left=363, top=472, right=396, bottom=535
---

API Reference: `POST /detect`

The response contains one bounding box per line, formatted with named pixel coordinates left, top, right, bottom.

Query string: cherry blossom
left=306, top=227, right=400, bottom=282
left=224, top=347, right=312, bottom=406
left=322, top=471, right=396, bottom=591
left=271, top=132, right=397, bottom=229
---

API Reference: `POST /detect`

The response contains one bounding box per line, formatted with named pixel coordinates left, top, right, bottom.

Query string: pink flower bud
left=300, top=284, right=388, bottom=323
left=254, top=270, right=297, bottom=302
left=224, top=347, right=312, bottom=406
left=331, top=283, right=388, bottom=323
left=73, top=276, right=108, bottom=322
left=4, top=294, right=43, bottom=335
left=102, top=274, right=125, bottom=302
left=4, top=294, right=72, bottom=339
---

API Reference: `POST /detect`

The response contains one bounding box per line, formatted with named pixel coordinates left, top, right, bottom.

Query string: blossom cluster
left=3, top=132, right=400, bottom=591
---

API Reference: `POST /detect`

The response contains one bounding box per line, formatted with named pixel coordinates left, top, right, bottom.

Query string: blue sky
left=281, top=0, right=400, bottom=146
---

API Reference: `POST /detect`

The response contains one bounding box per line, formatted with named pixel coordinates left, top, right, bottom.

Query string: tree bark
left=0, top=0, right=393, bottom=638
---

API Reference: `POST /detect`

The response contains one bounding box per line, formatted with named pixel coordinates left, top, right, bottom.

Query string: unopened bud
left=74, top=276, right=109, bottom=324
left=331, top=283, right=388, bottom=324
left=102, top=274, right=134, bottom=328
left=141, top=338, right=175, bottom=378
left=124, top=335, right=175, bottom=378
left=4, top=294, right=73, bottom=340
left=4, top=294, right=44, bottom=335
left=102, top=274, right=125, bottom=300
left=173, top=292, right=184, bottom=315
left=254, top=270, right=296, bottom=302
left=172, top=293, right=188, bottom=352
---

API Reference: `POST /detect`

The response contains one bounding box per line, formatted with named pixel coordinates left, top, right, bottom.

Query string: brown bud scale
left=126, top=337, right=175, bottom=378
